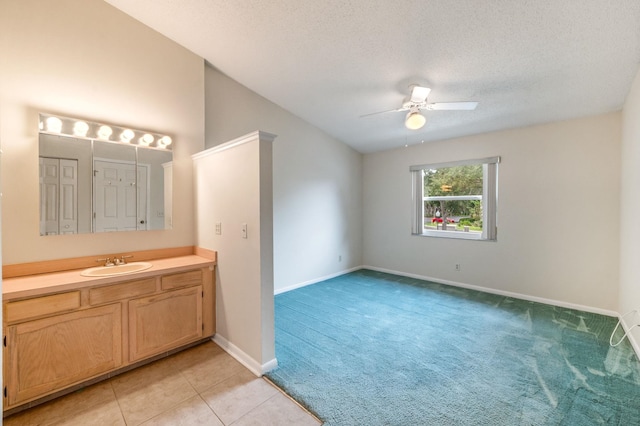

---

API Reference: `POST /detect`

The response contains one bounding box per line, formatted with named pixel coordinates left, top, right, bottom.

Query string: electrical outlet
left=215, top=222, right=222, bottom=235
left=338, top=255, right=342, bottom=262
left=455, top=263, right=461, bottom=272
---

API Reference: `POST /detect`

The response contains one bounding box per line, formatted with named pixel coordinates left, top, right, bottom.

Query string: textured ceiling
left=105, top=0, right=640, bottom=153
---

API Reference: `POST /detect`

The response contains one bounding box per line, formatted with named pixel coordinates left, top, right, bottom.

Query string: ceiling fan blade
left=410, top=85, right=431, bottom=103
left=426, top=102, right=478, bottom=111
left=359, top=107, right=408, bottom=118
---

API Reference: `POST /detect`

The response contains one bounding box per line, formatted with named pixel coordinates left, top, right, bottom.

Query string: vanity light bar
left=38, top=113, right=173, bottom=151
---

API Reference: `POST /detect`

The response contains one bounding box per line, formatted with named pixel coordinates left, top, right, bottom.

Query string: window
left=411, top=157, right=499, bottom=240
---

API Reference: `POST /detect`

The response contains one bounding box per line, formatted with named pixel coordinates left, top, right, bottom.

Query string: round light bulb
left=120, top=129, right=135, bottom=143
left=158, top=136, right=172, bottom=147
left=140, top=133, right=154, bottom=145
left=46, top=116, right=63, bottom=133
left=73, top=121, right=89, bottom=137
left=97, top=125, right=113, bottom=140
left=405, top=111, right=426, bottom=130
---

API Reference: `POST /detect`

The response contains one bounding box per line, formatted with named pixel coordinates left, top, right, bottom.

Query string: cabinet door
left=5, top=303, right=122, bottom=407
left=129, top=286, right=203, bottom=362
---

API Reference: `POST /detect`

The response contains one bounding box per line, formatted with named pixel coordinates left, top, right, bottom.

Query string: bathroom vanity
left=2, top=251, right=216, bottom=413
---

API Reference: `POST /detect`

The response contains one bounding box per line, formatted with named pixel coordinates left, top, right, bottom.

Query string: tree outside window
left=411, top=157, right=499, bottom=241
left=424, top=164, right=483, bottom=231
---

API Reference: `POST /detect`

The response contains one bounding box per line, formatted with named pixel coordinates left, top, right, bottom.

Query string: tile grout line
left=108, top=381, right=129, bottom=425
left=176, top=362, right=227, bottom=425
left=133, top=364, right=204, bottom=425
left=196, top=369, right=250, bottom=426
left=262, top=377, right=322, bottom=424
left=171, top=348, right=237, bottom=426
left=114, top=358, right=197, bottom=426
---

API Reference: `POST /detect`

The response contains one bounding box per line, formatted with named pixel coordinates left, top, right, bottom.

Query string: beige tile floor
left=4, top=341, right=321, bottom=426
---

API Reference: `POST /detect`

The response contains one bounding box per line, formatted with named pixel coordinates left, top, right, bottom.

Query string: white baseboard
left=212, top=334, right=278, bottom=376
left=275, top=266, right=361, bottom=295
left=361, top=265, right=620, bottom=318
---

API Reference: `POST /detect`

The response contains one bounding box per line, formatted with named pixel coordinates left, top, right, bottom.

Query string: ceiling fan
left=362, top=85, right=478, bottom=130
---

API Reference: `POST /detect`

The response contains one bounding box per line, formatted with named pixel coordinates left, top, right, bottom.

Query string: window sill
left=415, top=229, right=494, bottom=241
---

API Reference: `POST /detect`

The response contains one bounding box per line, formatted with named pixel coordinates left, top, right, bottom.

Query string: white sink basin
left=81, top=262, right=152, bottom=277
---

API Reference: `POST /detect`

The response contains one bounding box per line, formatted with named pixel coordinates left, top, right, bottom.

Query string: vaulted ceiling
left=105, top=1, right=640, bottom=153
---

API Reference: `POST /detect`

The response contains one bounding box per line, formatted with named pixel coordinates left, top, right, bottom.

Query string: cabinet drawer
left=161, top=269, right=202, bottom=290
left=5, top=292, right=80, bottom=324
left=89, top=278, right=156, bottom=305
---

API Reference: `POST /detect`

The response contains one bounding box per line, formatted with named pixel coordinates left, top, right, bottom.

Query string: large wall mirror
left=38, top=113, right=173, bottom=235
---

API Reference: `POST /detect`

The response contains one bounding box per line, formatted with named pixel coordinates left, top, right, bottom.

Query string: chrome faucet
left=114, top=255, right=133, bottom=265
left=97, top=257, right=115, bottom=267
left=96, top=255, right=133, bottom=267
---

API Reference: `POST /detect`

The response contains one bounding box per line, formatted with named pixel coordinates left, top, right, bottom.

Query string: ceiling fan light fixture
left=405, top=111, right=426, bottom=130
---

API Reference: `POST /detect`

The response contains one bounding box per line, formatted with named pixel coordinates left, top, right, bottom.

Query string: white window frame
left=411, top=156, right=500, bottom=241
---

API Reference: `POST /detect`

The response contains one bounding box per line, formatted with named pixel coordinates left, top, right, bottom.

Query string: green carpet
left=266, top=269, right=640, bottom=425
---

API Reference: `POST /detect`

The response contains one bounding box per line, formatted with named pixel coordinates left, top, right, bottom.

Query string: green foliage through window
left=424, top=165, right=482, bottom=196
left=424, top=165, right=483, bottom=227
left=411, top=156, right=499, bottom=240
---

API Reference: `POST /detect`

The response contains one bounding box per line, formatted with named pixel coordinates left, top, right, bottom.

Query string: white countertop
left=3, top=255, right=215, bottom=301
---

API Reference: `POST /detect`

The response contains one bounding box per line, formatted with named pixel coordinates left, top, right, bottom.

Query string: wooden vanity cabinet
left=2, top=265, right=215, bottom=411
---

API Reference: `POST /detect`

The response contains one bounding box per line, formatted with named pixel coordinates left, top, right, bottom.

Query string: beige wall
left=363, top=113, right=621, bottom=313
left=620, top=68, right=640, bottom=350
left=0, top=0, right=205, bottom=264
left=205, top=65, right=363, bottom=293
